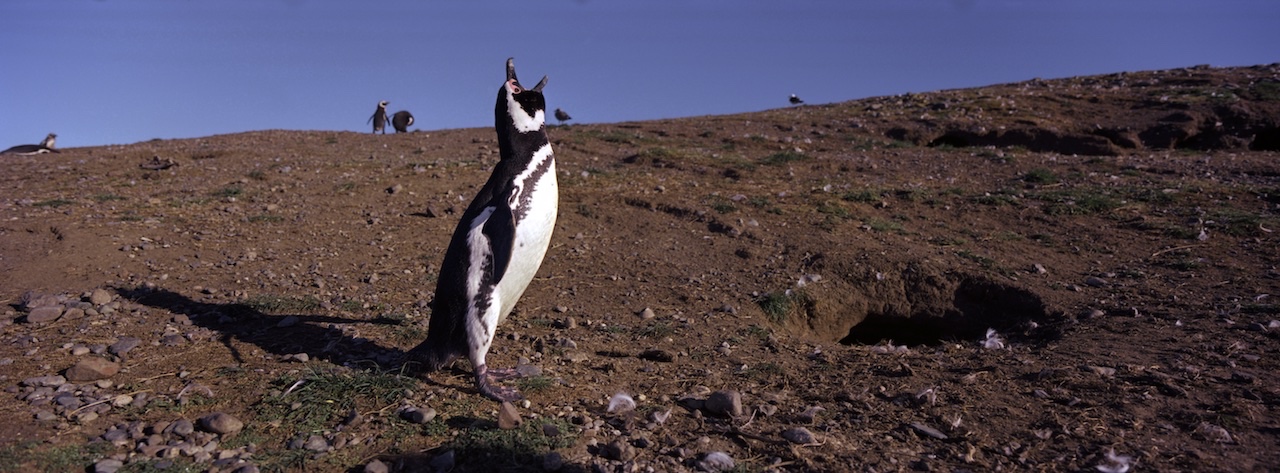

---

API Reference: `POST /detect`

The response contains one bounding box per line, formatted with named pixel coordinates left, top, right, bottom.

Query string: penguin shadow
left=113, top=286, right=405, bottom=370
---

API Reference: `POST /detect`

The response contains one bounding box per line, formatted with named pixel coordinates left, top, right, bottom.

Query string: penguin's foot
left=476, top=366, right=524, bottom=402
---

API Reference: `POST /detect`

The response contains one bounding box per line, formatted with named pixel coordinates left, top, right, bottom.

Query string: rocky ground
left=1, top=64, right=1279, bottom=473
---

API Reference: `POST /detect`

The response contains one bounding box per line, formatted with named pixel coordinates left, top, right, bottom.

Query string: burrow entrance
left=772, top=263, right=1057, bottom=347
left=839, top=278, right=1052, bottom=346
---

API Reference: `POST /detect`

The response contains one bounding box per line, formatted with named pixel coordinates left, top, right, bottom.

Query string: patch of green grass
left=742, top=325, right=771, bottom=341
left=242, top=294, right=322, bottom=314
left=956, top=250, right=996, bottom=269
left=1022, top=168, right=1058, bottom=185
left=212, top=186, right=243, bottom=199
left=739, top=362, right=784, bottom=381
left=761, top=150, right=807, bottom=165
left=0, top=441, right=113, bottom=473
left=325, top=136, right=339, bottom=145
left=841, top=190, right=881, bottom=204
left=1250, top=80, right=1280, bottom=101
left=33, top=199, right=74, bottom=208
left=247, top=214, right=283, bottom=223
left=757, top=290, right=810, bottom=324
left=444, top=418, right=578, bottom=470
left=865, top=218, right=904, bottom=233
left=92, top=194, right=126, bottom=203
left=1036, top=190, right=1121, bottom=215
left=816, top=201, right=851, bottom=219
left=514, top=375, right=557, bottom=394
left=246, top=170, right=267, bottom=181
left=636, top=321, right=676, bottom=339
left=335, top=182, right=356, bottom=193
left=233, top=369, right=417, bottom=451
left=706, top=195, right=737, bottom=214
left=1210, top=209, right=1271, bottom=237
left=747, top=195, right=772, bottom=208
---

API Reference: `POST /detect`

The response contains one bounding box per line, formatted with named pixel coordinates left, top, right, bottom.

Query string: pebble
left=200, top=412, right=244, bottom=435
left=26, top=306, right=64, bottom=324
left=90, top=289, right=114, bottom=306
left=363, top=459, right=390, bottom=473
left=705, top=390, right=742, bottom=417
left=400, top=407, right=436, bottom=424
left=66, top=357, right=121, bottom=382
left=23, top=375, right=67, bottom=387
left=638, top=307, right=656, bottom=320
left=603, top=438, right=636, bottom=461
left=697, top=452, right=735, bottom=472
left=498, top=401, right=522, bottom=430
left=92, top=459, right=124, bottom=473
left=109, top=338, right=141, bottom=356
left=542, top=451, right=564, bottom=471
left=781, top=427, right=816, bottom=444
left=430, top=450, right=456, bottom=471
left=302, top=434, right=329, bottom=452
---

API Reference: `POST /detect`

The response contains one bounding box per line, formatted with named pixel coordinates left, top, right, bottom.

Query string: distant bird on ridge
left=554, top=108, right=572, bottom=124
left=392, top=110, right=414, bottom=133
left=1, top=133, right=59, bottom=155
left=789, top=94, right=805, bottom=105
left=368, top=100, right=390, bottom=134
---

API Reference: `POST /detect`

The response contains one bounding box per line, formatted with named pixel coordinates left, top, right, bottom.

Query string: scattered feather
left=1095, top=449, right=1132, bottom=473
left=982, top=328, right=1005, bottom=349
left=608, top=392, right=636, bottom=414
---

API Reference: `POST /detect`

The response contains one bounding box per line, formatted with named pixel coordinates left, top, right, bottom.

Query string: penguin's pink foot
left=476, top=365, right=524, bottom=402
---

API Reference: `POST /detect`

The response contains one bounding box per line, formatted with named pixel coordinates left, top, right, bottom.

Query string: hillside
left=2, top=63, right=1279, bottom=472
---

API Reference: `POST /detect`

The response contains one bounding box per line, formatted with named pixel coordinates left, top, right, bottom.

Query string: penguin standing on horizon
left=408, top=58, right=558, bottom=402
left=789, top=94, right=805, bottom=105
left=1, top=133, right=59, bottom=155
left=368, top=101, right=390, bottom=134
left=392, top=110, right=414, bottom=133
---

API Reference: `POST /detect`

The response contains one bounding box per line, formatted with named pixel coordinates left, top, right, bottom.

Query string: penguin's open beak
left=506, top=58, right=548, bottom=93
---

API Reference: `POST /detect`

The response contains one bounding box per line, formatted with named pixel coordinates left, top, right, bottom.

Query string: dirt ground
left=2, top=64, right=1279, bottom=472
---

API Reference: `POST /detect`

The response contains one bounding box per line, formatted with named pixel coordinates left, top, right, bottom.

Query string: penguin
left=554, top=108, right=572, bottom=125
left=1, top=133, right=59, bottom=155
left=368, top=101, right=390, bottom=134
left=408, top=58, right=557, bottom=402
left=789, top=94, right=805, bottom=105
left=392, top=110, right=414, bottom=133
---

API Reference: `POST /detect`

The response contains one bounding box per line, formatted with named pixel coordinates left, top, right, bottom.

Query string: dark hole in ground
left=840, top=278, right=1052, bottom=346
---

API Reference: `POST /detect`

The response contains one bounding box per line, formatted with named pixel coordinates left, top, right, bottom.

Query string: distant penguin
left=368, top=101, right=390, bottom=134
left=789, top=94, right=805, bottom=105
left=554, top=108, right=571, bottom=124
left=392, top=110, right=414, bottom=133
left=408, top=58, right=557, bottom=402
left=1, top=133, right=59, bottom=155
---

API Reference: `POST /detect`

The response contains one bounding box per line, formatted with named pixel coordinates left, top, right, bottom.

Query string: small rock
left=22, top=375, right=67, bottom=387
left=62, top=307, right=85, bottom=320
left=638, top=307, right=656, bottom=320
left=1084, top=276, right=1108, bottom=287
left=171, top=419, right=195, bottom=437
left=909, top=422, right=949, bottom=440
left=363, top=459, right=389, bottom=473
left=603, top=439, right=636, bottom=461
left=399, top=407, right=436, bottom=424
left=638, top=349, right=674, bottom=362
left=781, top=427, right=816, bottom=444
left=705, top=390, right=742, bottom=417
left=90, top=289, right=114, bottom=306
left=26, top=306, right=64, bottom=324
left=542, top=451, right=564, bottom=471
left=498, top=401, right=521, bottom=430
left=430, top=450, right=455, bottom=471
left=109, top=337, right=142, bottom=356
left=200, top=412, right=244, bottom=435
left=303, top=434, right=329, bottom=452
left=93, top=458, right=125, bottom=473
left=697, top=451, right=735, bottom=472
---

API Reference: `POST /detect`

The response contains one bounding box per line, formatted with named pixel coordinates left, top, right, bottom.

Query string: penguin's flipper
left=367, top=114, right=374, bottom=125
left=480, top=201, right=516, bottom=284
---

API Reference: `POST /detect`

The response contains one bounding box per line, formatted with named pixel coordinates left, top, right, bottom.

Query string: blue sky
left=1, top=0, right=1277, bottom=148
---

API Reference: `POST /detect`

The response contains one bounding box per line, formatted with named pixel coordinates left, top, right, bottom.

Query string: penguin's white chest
left=494, top=154, right=558, bottom=321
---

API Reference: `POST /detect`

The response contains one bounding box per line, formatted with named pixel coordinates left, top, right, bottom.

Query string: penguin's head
left=500, top=57, right=547, bottom=133
left=42, top=134, right=56, bottom=147
left=378, top=100, right=389, bottom=108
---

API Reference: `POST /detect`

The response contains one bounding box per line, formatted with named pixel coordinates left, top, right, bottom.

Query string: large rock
left=199, top=412, right=244, bottom=435
left=66, top=357, right=121, bottom=382
left=26, top=306, right=64, bottom=324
